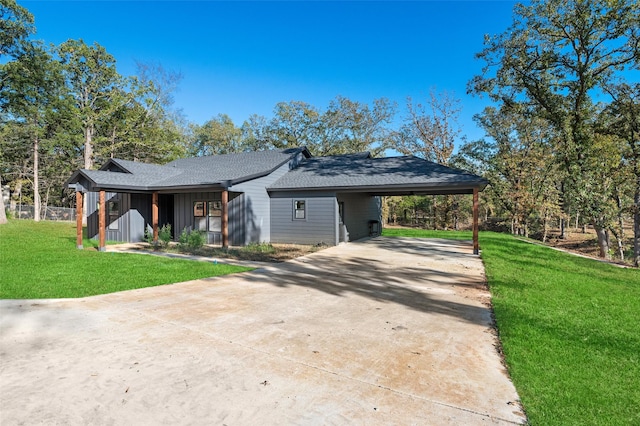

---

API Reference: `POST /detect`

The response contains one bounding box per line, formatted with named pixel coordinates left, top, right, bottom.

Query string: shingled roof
left=67, top=147, right=486, bottom=195
left=67, top=147, right=309, bottom=191
left=268, top=154, right=487, bottom=195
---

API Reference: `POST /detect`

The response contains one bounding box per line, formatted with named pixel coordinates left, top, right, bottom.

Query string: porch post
left=222, top=189, right=229, bottom=248
left=152, top=191, right=159, bottom=243
left=98, top=190, right=106, bottom=252
left=473, top=187, right=479, bottom=255
left=75, top=191, right=83, bottom=249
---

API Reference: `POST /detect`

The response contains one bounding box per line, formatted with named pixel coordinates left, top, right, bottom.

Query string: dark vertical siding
left=86, top=191, right=130, bottom=242
left=129, top=193, right=152, bottom=242
left=228, top=192, right=245, bottom=246
left=174, top=192, right=221, bottom=243
left=270, top=192, right=338, bottom=245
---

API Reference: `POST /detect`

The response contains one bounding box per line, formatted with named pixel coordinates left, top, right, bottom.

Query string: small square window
left=194, top=201, right=205, bottom=217
left=294, top=200, right=306, bottom=220
left=209, top=200, right=222, bottom=217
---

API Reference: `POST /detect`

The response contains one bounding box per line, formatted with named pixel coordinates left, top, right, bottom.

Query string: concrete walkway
left=0, top=237, right=526, bottom=425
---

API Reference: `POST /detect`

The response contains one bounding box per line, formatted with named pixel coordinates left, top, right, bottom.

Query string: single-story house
left=66, top=147, right=487, bottom=253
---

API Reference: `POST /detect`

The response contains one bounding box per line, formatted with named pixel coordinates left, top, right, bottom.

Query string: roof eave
left=268, top=180, right=488, bottom=195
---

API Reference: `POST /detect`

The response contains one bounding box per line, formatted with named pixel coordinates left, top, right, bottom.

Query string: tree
left=0, top=0, right=34, bottom=59
left=469, top=0, right=640, bottom=258
left=0, top=175, right=6, bottom=224
left=393, top=90, right=464, bottom=229
left=57, top=39, right=123, bottom=170
left=603, top=83, right=640, bottom=265
left=191, top=114, right=243, bottom=156
left=394, top=89, right=462, bottom=165
left=320, top=96, right=395, bottom=156
left=457, top=106, right=561, bottom=238
left=264, top=97, right=396, bottom=156
left=0, top=43, right=65, bottom=221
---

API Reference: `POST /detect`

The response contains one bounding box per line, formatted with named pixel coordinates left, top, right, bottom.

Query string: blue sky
left=22, top=1, right=518, bottom=147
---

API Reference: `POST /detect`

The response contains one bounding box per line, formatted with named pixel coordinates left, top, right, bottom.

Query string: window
left=194, top=200, right=223, bottom=232
left=108, top=201, right=119, bottom=230
left=194, top=201, right=207, bottom=231
left=208, top=200, right=222, bottom=232
left=294, top=200, right=306, bottom=220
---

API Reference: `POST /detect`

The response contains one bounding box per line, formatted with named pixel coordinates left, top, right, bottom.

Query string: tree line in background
left=1, top=0, right=638, bottom=266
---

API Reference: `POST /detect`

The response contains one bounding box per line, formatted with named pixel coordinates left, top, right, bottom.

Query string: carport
left=268, top=154, right=488, bottom=253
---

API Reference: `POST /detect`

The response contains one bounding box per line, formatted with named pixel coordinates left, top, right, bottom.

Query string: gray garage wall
left=270, top=191, right=338, bottom=246
left=231, top=160, right=301, bottom=244
left=337, top=193, right=382, bottom=241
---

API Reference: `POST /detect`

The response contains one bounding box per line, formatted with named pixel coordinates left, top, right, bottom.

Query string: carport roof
left=268, top=154, right=488, bottom=195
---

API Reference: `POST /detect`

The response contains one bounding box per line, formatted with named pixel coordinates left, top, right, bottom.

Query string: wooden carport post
left=152, top=191, right=159, bottom=243
left=75, top=191, right=83, bottom=249
left=473, top=187, right=479, bottom=255
left=222, top=189, right=229, bottom=249
left=98, top=190, right=106, bottom=252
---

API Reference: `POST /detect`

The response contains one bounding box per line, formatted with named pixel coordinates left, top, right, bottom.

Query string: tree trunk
left=10, top=181, right=21, bottom=216
left=33, top=132, right=40, bottom=222
left=84, top=124, right=94, bottom=170
left=0, top=176, right=7, bottom=224
left=560, top=217, right=566, bottom=239
left=610, top=227, right=625, bottom=262
left=634, top=184, right=640, bottom=267
left=594, top=223, right=611, bottom=259
left=432, top=196, right=437, bottom=230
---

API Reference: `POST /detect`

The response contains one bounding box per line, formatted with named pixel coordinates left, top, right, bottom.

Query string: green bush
left=158, top=224, right=172, bottom=248
left=178, top=228, right=205, bottom=253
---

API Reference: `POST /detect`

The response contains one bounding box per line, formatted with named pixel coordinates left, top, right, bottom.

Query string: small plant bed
left=137, top=226, right=326, bottom=262
left=139, top=241, right=326, bottom=263
left=0, top=220, right=253, bottom=299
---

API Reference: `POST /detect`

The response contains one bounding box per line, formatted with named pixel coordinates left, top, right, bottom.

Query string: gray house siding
left=228, top=192, right=244, bottom=246
left=337, top=193, right=382, bottom=241
left=232, top=158, right=301, bottom=244
left=270, top=191, right=338, bottom=246
left=86, top=191, right=131, bottom=242
left=129, top=193, right=151, bottom=242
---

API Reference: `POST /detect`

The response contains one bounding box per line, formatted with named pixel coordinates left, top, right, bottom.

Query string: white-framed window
left=293, top=200, right=306, bottom=220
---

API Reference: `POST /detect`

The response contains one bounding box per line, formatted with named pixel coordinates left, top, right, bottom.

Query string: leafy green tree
left=98, top=62, right=187, bottom=164
left=0, top=43, right=66, bottom=220
left=262, top=97, right=396, bottom=156
left=601, top=83, right=640, bottom=264
left=320, top=96, right=395, bottom=156
left=57, top=39, right=124, bottom=170
left=190, top=114, right=243, bottom=156
left=456, top=106, right=561, bottom=239
left=0, top=0, right=34, bottom=59
left=469, top=0, right=640, bottom=257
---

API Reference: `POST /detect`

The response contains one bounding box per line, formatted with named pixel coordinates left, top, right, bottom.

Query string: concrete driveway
left=0, top=237, right=525, bottom=425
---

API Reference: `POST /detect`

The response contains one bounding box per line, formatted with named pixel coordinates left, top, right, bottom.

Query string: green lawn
left=0, top=220, right=252, bottom=299
left=382, top=228, right=640, bottom=426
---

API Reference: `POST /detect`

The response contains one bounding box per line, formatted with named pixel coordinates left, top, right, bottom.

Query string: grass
left=382, top=228, right=640, bottom=426
left=0, top=220, right=253, bottom=299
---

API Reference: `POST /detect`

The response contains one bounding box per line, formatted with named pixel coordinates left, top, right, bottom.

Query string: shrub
left=158, top=224, right=172, bottom=248
left=178, top=228, right=205, bottom=253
